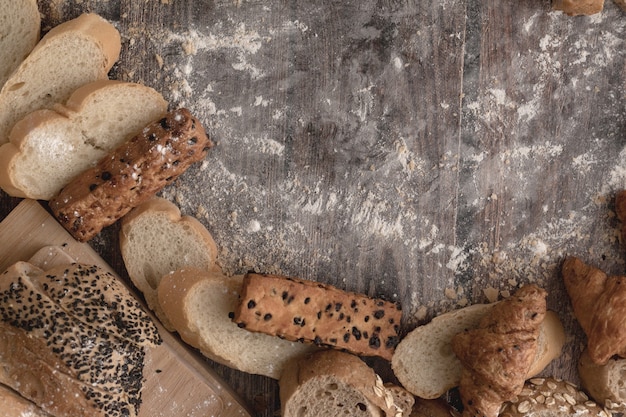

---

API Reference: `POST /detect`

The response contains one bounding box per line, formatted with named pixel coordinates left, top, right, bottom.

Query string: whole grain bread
left=0, top=0, right=40, bottom=88
left=391, top=303, right=565, bottom=400
left=0, top=262, right=161, bottom=417
left=50, top=108, right=213, bottom=242
left=233, top=273, right=403, bottom=360
left=120, top=197, right=219, bottom=330
left=279, top=350, right=412, bottom=417
left=0, top=79, right=167, bottom=199
left=578, top=348, right=626, bottom=412
left=0, top=13, right=121, bottom=144
left=0, top=383, right=52, bottom=417
left=157, top=267, right=318, bottom=379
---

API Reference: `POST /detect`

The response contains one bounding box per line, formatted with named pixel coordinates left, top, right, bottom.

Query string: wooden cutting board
left=0, top=199, right=252, bottom=417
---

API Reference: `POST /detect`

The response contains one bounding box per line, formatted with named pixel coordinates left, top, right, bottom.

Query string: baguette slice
left=0, top=0, right=40, bottom=88
left=578, top=348, right=626, bottom=412
left=157, top=268, right=318, bottom=379
left=0, top=13, right=121, bottom=144
left=0, top=79, right=168, bottom=199
left=0, top=384, right=52, bottom=417
left=120, top=197, right=219, bottom=330
left=391, top=304, right=565, bottom=399
left=280, top=350, right=412, bottom=417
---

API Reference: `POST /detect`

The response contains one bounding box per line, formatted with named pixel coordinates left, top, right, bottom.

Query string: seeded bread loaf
left=50, top=108, right=213, bottom=242
left=0, top=13, right=121, bottom=144
left=279, top=350, right=412, bottom=417
left=0, top=79, right=168, bottom=199
left=578, top=348, right=626, bottom=412
left=120, top=197, right=219, bottom=330
left=0, top=0, right=40, bottom=88
left=157, top=267, right=318, bottom=379
left=0, top=262, right=161, bottom=417
left=0, top=383, right=52, bottom=417
left=552, top=0, right=604, bottom=15
left=391, top=303, right=565, bottom=399
left=233, top=273, right=403, bottom=361
left=499, top=377, right=608, bottom=417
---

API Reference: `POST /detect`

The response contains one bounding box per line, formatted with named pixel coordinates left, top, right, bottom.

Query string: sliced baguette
left=391, top=304, right=565, bottom=399
left=280, top=350, right=412, bottom=417
left=157, top=267, right=318, bottom=379
left=120, top=197, right=219, bottom=330
left=0, top=0, right=40, bottom=88
left=0, top=79, right=167, bottom=199
left=0, top=13, right=121, bottom=144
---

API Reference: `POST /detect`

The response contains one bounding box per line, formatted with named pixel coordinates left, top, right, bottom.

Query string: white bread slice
left=578, top=348, right=626, bottom=412
left=120, top=197, right=219, bottom=330
left=0, top=79, right=168, bottom=199
left=391, top=304, right=565, bottom=399
left=0, top=384, right=52, bottom=417
left=0, top=0, right=40, bottom=88
left=0, top=13, right=121, bottom=144
left=280, top=350, right=410, bottom=417
left=157, top=267, right=319, bottom=379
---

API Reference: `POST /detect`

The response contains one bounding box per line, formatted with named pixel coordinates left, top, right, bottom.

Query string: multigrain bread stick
left=50, top=108, right=213, bottom=242
left=233, top=273, right=402, bottom=360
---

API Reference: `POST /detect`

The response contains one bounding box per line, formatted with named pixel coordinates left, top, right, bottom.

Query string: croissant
left=562, top=256, right=626, bottom=365
left=452, top=285, right=547, bottom=417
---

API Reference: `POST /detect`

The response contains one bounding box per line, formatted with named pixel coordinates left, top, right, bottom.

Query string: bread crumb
left=444, top=287, right=457, bottom=300
left=483, top=286, right=499, bottom=303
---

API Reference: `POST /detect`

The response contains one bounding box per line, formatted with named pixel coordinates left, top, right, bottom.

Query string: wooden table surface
left=2, top=1, right=624, bottom=415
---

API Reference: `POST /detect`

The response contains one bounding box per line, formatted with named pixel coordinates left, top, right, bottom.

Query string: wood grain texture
left=0, top=0, right=623, bottom=415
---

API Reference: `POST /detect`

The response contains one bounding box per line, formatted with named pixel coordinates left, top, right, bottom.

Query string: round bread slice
left=391, top=304, right=565, bottom=399
left=0, top=0, right=40, bottom=88
left=578, top=348, right=626, bottom=412
left=0, top=79, right=168, bottom=199
left=0, top=13, right=121, bottom=144
left=158, top=267, right=318, bottom=379
left=120, top=197, right=219, bottom=330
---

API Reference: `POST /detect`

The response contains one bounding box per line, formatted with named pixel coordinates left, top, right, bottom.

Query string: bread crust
left=578, top=348, right=626, bottom=412
left=552, top=0, right=605, bottom=15
left=234, top=273, right=402, bottom=360
left=0, top=383, right=52, bottom=417
left=50, top=108, right=213, bottom=242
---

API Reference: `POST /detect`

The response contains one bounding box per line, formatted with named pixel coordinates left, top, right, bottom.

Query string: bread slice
left=0, top=79, right=167, bottom=199
left=157, top=267, right=319, bottom=379
left=578, top=348, right=626, bottom=412
left=120, top=197, right=219, bottom=330
left=0, top=0, right=40, bottom=88
left=552, top=0, right=605, bottom=15
left=391, top=304, right=565, bottom=399
left=0, top=13, right=121, bottom=144
left=280, top=350, right=411, bottom=417
left=0, top=384, right=52, bottom=417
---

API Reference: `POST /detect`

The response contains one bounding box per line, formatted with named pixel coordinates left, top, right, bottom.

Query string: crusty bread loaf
left=0, top=79, right=168, bottom=199
left=50, top=108, right=213, bottom=242
left=552, top=0, right=605, bottom=15
left=0, top=13, right=121, bottom=144
left=233, top=273, right=403, bottom=360
left=157, top=267, right=318, bottom=379
left=499, top=377, right=608, bottom=417
left=0, top=383, right=52, bottom=417
left=391, top=304, right=565, bottom=399
left=410, top=398, right=458, bottom=417
left=0, top=0, right=40, bottom=88
left=0, top=262, right=161, bottom=417
left=578, top=348, right=626, bottom=412
left=120, top=197, right=219, bottom=330
left=280, top=350, right=412, bottom=417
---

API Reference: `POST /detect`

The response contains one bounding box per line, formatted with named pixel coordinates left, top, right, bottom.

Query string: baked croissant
left=452, top=285, right=547, bottom=417
left=562, top=256, right=626, bottom=365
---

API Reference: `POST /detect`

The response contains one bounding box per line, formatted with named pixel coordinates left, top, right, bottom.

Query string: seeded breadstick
left=233, top=273, right=402, bottom=360
left=50, top=108, right=212, bottom=242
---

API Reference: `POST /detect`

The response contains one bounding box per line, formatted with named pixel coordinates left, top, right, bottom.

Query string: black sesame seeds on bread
left=233, top=273, right=402, bottom=360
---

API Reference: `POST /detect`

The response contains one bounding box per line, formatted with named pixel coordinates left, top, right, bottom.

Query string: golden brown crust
left=562, top=256, right=626, bottom=364
left=552, top=0, right=605, bottom=15
left=50, top=108, right=213, bottom=242
left=452, top=285, right=547, bottom=417
left=234, top=273, right=402, bottom=360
